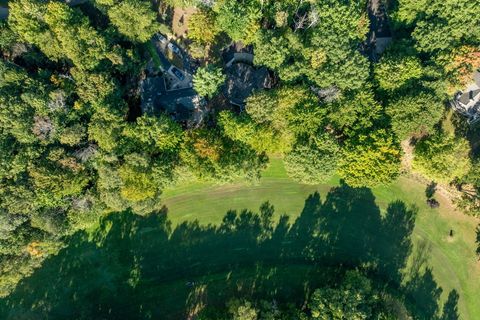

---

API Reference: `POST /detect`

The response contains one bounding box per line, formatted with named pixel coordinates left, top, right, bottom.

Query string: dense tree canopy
left=213, top=0, right=261, bottom=44
left=339, top=130, right=402, bottom=188
left=188, top=10, right=219, bottom=44
left=326, top=89, right=383, bottom=137
left=11, top=0, right=111, bottom=70
left=375, top=54, right=424, bottom=91
left=105, top=0, right=159, bottom=43
left=284, top=133, right=340, bottom=185
left=180, top=128, right=267, bottom=183
left=411, top=0, right=480, bottom=53
left=414, top=131, right=472, bottom=183
left=386, top=91, right=444, bottom=139
left=1, top=0, right=480, bottom=299
left=199, top=271, right=398, bottom=319
left=251, top=2, right=370, bottom=91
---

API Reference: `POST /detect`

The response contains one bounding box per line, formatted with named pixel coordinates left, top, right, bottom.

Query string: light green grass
left=162, top=159, right=338, bottom=225
left=162, top=158, right=480, bottom=319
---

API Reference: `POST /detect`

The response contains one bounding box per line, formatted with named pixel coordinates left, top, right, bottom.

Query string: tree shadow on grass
left=476, top=224, right=480, bottom=258
left=441, top=290, right=460, bottom=320
left=0, top=182, right=458, bottom=319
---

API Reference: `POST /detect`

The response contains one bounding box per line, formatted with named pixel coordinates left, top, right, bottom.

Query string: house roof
left=140, top=76, right=199, bottom=115
left=222, top=42, right=253, bottom=65
left=452, top=70, right=480, bottom=123
left=458, top=89, right=480, bottom=105
left=223, top=63, right=271, bottom=106
left=458, top=89, right=480, bottom=106
left=140, top=77, right=166, bottom=114
left=472, top=89, right=480, bottom=100
left=459, top=92, right=470, bottom=105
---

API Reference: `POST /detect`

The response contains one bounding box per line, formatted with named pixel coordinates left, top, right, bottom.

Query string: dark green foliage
left=253, top=30, right=290, bottom=70
left=326, top=89, right=383, bottom=137
left=411, top=0, right=480, bottom=53
left=105, top=0, right=158, bottom=43
left=214, top=0, right=261, bottom=44
left=122, top=115, right=183, bottom=153
left=10, top=0, right=110, bottom=70
left=217, top=111, right=283, bottom=153
left=0, top=0, right=479, bottom=303
left=207, top=271, right=394, bottom=319
left=252, top=2, right=370, bottom=90
left=180, top=128, right=268, bottom=183
left=386, top=91, right=444, bottom=139
left=193, top=65, right=226, bottom=98
left=309, top=271, right=385, bottom=319
left=242, top=86, right=326, bottom=152
left=375, top=54, right=424, bottom=91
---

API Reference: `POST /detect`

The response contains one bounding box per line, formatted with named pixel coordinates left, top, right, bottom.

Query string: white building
left=451, top=70, right=480, bottom=124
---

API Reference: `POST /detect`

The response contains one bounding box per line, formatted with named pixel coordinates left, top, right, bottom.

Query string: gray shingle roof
left=224, top=63, right=271, bottom=106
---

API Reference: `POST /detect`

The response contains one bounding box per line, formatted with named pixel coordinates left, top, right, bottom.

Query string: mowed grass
left=162, top=159, right=338, bottom=225
left=163, top=158, right=480, bottom=319
left=2, top=159, right=478, bottom=319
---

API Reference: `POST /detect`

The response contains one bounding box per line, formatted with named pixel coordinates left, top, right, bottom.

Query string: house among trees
left=222, top=43, right=273, bottom=107
left=140, top=76, right=205, bottom=127
left=451, top=70, right=480, bottom=124
left=141, top=33, right=205, bottom=127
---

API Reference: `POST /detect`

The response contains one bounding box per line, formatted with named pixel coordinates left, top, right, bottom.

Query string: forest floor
left=1, top=160, right=478, bottom=319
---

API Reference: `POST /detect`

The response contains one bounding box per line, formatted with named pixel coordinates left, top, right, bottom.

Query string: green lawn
left=1, top=159, right=478, bottom=319
left=162, top=159, right=480, bottom=319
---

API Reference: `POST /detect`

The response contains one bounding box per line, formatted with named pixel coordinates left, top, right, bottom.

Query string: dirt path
left=172, top=7, right=197, bottom=39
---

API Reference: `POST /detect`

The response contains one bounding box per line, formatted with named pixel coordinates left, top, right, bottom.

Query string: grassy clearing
left=1, top=159, right=478, bottom=319
left=162, top=158, right=480, bottom=319
left=162, top=159, right=338, bottom=225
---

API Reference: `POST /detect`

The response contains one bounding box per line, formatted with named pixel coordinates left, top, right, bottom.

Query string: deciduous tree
left=375, top=55, right=424, bottom=91
left=339, top=129, right=402, bottom=187
left=386, top=91, right=444, bottom=139
left=193, top=65, right=225, bottom=98
left=107, top=0, right=158, bottom=43
left=188, top=10, right=219, bottom=44
left=414, top=131, right=471, bottom=183
left=284, top=133, right=340, bottom=184
left=214, top=0, right=261, bottom=44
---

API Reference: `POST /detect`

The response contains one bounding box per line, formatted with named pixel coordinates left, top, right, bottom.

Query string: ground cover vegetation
left=0, top=0, right=479, bottom=317
left=0, top=182, right=468, bottom=319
